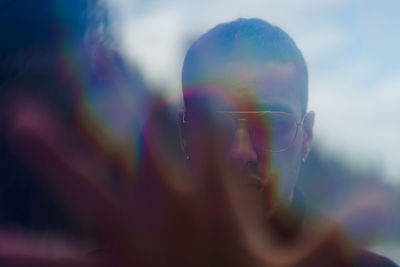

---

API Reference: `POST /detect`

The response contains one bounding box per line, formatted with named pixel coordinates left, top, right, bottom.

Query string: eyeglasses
left=184, top=111, right=306, bottom=152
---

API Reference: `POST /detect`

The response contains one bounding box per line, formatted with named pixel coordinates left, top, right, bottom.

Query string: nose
left=228, top=119, right=258, bottom=166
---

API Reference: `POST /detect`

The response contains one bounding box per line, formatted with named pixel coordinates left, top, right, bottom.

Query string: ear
left=302, top=111, right=315, bottom=162
left=178, top=110, right=189, bottom=157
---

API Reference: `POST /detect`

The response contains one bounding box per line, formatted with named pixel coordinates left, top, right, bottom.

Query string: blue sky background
left=105, top=0, right=400, bottom=184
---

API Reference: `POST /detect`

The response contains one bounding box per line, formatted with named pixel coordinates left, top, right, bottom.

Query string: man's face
left=181, top=58, right=314, bottom=214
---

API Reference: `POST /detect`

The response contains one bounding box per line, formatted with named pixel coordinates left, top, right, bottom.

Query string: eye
left=270, top=113, right=296, bottom=133
left=246, top=112, right=297, bottom=151
left=215, top=113, right=236, bottom=133
left=213, top=113, right=239, bottom=149
left=269, top=113, right=297, bottom=151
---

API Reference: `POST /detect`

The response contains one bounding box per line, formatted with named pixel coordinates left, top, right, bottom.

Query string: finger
left=0, top=230, right=94, bottom=267
left=139, top=98, right=198, bottom=208
left=244, top=214, right=356, bottom=266
left=188, top=120, right=261, bottom=265
left=332, top=184, right=393, bottom=245
left=7, top=103, right=139, bottom=263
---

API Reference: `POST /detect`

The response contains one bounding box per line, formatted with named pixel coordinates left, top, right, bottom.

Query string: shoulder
left=354, top=249, right=398, bottom=267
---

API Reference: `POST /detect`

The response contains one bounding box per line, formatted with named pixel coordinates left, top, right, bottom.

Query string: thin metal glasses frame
left=183, top=111, right=306, bottom=153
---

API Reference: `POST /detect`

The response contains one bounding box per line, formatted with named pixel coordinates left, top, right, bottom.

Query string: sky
left=104, top=0, right=400, bottom=184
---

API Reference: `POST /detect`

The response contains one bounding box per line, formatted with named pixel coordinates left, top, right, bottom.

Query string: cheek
left=271, top=139, right=303, bottom=197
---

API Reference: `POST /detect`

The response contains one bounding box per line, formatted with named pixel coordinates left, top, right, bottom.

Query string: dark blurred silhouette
left=0, top=0, right=99, bottom=234
left=0, top=0, right=148, bottom=248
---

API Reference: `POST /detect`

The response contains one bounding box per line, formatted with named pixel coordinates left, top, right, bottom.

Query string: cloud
left=106, top=0, right=400, bottom=183
left=310, top=67, right=400, bottom=183
left=120, top=7, right=185, bottom=92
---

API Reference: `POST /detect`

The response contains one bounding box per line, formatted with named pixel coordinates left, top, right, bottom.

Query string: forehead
left=186, top=60, right=304, bottom=116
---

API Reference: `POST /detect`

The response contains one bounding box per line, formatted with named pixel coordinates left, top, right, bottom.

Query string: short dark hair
left=182, top=18, right=308, bottom=114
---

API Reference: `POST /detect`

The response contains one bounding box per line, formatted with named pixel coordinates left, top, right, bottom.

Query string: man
left=179, top=18, right=397, bottom=266
left=180, top=17, right=313, bottom=224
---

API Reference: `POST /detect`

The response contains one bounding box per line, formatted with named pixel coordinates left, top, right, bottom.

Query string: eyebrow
left=216, top=106, right=294, bottom=115
left=212, top=100, right=294, bottom=114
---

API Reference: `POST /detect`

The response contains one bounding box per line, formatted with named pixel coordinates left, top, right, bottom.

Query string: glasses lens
left=267, top=113, right=297, bottom=151
left=213, top=112, right=298, bottom=152
left=248, top=112, right=297, bottom=152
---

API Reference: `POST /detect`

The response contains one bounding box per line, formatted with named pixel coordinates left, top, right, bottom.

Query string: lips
left=239, top=173, right=263, bottom=190
left=235, top=170, right=280, bottom=219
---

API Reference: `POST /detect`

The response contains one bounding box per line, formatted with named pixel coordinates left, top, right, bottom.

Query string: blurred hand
left=1, top=99, right=355, bottom=267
